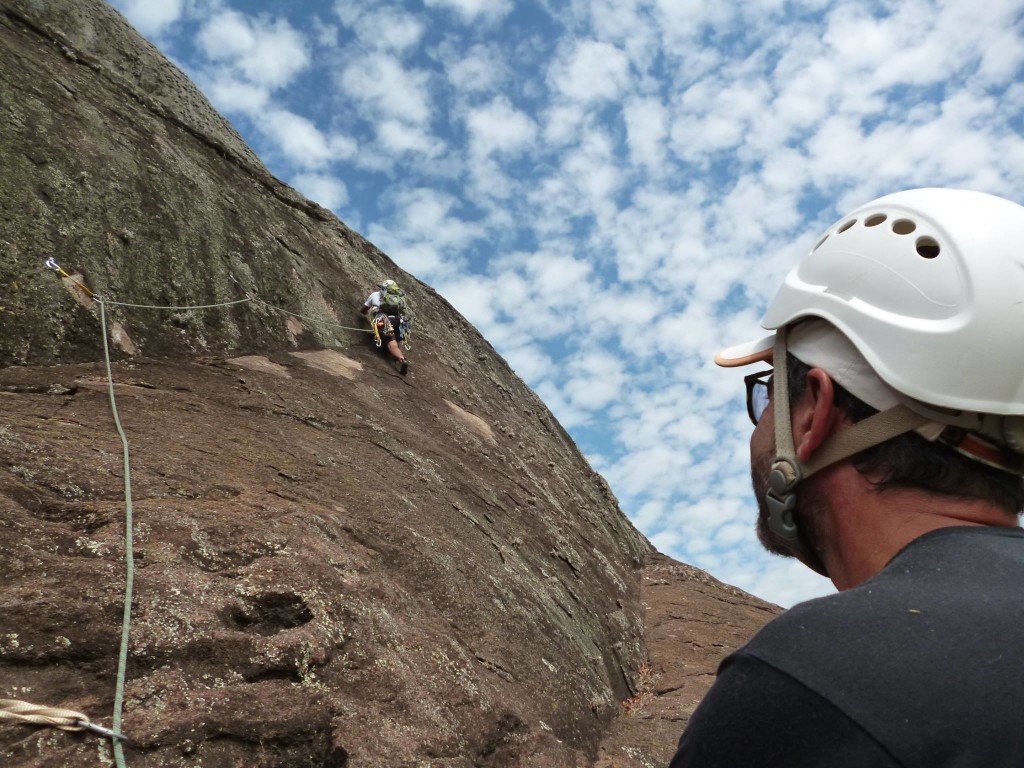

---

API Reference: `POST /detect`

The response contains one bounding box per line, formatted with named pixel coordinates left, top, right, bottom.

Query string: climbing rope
left=246, top=293, right=373, bottom=333
left=98, top=298, right=133, bottom=768
left=46, top=258, right=374, bottom=333
left=32, top=257, right=392, bottom=765
left=105, top=297, right=253, bottom=310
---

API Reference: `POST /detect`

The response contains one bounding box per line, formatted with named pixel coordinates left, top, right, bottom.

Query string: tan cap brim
left=714, top=334, right=775, bottom=367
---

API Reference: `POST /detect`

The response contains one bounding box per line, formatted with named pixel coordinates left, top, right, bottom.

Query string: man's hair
left=787, top=355, right=1024, bottom=515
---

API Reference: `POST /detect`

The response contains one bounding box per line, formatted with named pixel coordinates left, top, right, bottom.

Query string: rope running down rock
left=36, top=257, right=380, bottom=767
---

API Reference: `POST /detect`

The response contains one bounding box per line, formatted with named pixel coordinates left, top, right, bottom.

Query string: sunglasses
left=744, top=369, right=773, bottom=426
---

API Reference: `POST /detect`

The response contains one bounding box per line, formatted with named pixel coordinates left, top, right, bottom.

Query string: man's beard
left=751, top=449, right=828, bottom=568
left=751, top=447, right=790, bottom=556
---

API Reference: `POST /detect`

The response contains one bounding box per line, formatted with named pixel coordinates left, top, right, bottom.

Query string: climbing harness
left=369, top=310, right=412, bottom=351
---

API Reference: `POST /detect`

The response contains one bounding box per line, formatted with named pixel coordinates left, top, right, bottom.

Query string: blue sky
left=110, top=0, right=1024, bottom=606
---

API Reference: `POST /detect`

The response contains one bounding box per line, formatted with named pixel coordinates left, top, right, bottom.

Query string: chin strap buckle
left=767, top=460, right=801, bottom=542
left=767, top=458, right=830, bottom=577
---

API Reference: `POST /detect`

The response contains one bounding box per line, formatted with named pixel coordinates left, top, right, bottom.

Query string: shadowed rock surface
left=0, top=1, right=780, bottom=765
left=595, top=555, right=780, bottom=767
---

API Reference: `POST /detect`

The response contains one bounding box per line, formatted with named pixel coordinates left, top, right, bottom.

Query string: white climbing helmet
left=726, top=188, right=1024, bottom=417
left=717, top=189, right=1024, bottom=569
left=380, top=279, right=398, bottom=293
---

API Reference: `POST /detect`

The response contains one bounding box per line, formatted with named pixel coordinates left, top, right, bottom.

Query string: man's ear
left=793, top=368, right=840, bottom=463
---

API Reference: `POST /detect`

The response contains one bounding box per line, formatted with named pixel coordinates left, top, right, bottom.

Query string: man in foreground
left=672, top=188, right=1024, bottom=767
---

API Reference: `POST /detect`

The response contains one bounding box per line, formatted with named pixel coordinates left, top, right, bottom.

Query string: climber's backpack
left=379, top=285, right=408, bottom=316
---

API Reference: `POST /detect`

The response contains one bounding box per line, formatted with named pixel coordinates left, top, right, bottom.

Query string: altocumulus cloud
left=111, top=0, right=1024, bottom=607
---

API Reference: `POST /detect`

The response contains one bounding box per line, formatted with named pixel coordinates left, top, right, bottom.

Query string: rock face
left=0, top=2, right=780, bottom=766
left=594, top=555, right=780, bottom=766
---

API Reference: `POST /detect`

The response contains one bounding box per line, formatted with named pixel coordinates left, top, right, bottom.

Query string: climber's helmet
left=717, top=187, right=1024, bottom=470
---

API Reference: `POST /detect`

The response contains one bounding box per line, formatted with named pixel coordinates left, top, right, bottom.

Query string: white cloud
left=365, top=188, right=487, bottom=281
left=461, top=156, right=518, bottom=204
left=649, top=0, right=735, bottom=61
left=146, top=0, right=1024, bottom=610
left=606, top=444, right=695, bottom=500
left=386, top=239, right=448, bottom=277
left=542, top=104, right=588, bottom=146
left=112, top=0, right=186, bottom=37
left=434, top=274, right=499, bottom=331
left=503, top=344, right=556, bottom=384
left=333, top=5, right=425, bottom=52
left=201, top=73, right=270, bottom=114
left=258, top=110, right=356, bottom=169
left=976, top=27, right=1024, bottom=84
left=292, top=173, right=349, bottom=211
left=197, top=10, right=311, bottom=90
left=549, top=40, right=632, bottom=104
left=821, top=4, right=906, bottom=72
left=558, top=130, right=624, bottom=218
left=375, top=120, right=445, bottom=159
left=423, top=0, right=514, bottom=23
left=564, top=350, right=626, bottom=411
left=535, top=381, right=589, bottom=430
left=768, top=57, right=841, bottom=142
left=623, top=96, right=668, bottom=173
left=716, top=555, right=835, bottom=609
left=629, top=499, right=665, bottom=531
left=465, top=98, right=537, bottom=158
left=391, top=188, right=485, bottom=249
left=366, top=13, right=424, bottom=52
left=340, top=53, right=433, bottom=126
left=668, top=76, right=774, bottom=163
left=310, top=16, right=340, bottom=48
left=579, top=0, right=662, bottom=73
left=444, top=44, right=510, bottom=93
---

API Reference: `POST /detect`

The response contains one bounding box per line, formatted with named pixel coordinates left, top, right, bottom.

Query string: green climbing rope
left=98, top=299, right=133, bottom=768
left=40, top=257, right=384, bottom=766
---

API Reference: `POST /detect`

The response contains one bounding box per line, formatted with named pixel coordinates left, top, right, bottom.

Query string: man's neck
left=817, top=469, right=1017, bottom=590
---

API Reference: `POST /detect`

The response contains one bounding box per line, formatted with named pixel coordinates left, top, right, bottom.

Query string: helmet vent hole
left=892, top=219, right=916, bottom=235
left=916, top=237, right=940, bottom=259
left=812, top=234, right=829, bottom=252
left=865, top=214, right=887, bottom=227
left=837, top=219, right=856, bottom=234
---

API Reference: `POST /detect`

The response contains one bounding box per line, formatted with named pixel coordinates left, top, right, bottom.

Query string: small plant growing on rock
left=621, top=661, right=654, bottom=716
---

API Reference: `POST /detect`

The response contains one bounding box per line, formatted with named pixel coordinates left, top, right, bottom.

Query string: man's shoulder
left=753, top=569, right=894, bottom=630
left=732, top=527, right=1024, bottom=768
left=748, top=526, right=1024, bottom=654
left=673, top=652, right=902, bottom=768
left=741, top=590, right=852, bottom=658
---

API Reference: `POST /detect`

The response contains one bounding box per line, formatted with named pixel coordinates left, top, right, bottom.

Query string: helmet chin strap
left=766, top=328, right=938, bottom=578
left=765, top=327, right=827, bottom=574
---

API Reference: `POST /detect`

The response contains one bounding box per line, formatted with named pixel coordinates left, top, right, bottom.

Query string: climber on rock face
left=672, top=188, right=1024, bottom=767
left=360, top=279, right=410, bottom=375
